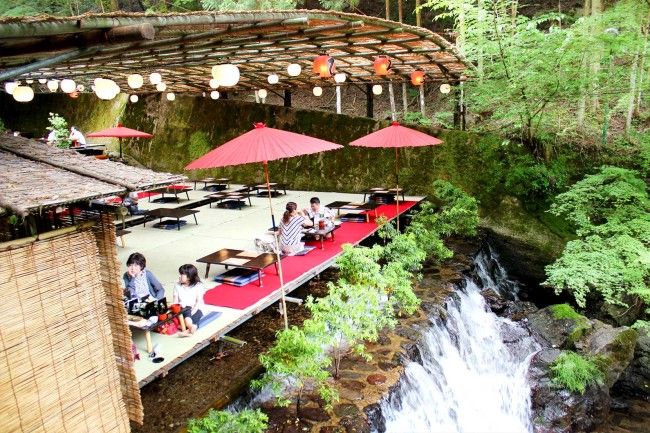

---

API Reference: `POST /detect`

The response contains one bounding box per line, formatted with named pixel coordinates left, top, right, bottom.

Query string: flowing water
left=376, top=247, right=540, bottom=433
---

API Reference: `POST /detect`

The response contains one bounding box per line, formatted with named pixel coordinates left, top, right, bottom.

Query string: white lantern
left=372, top=84, right=383, bottom=95
left=76, top=84, right=85, bottom=92
left=257, top=89, right=268, bottom=99
left=60, top=79, right=76, bottom=93
left=38, top=78, right=47, bottom=84
left=439, top=83, right=451, bottom=94
left=210, top=91, right=220, bottom=99
left=334, top=73, right=347, bottom=83
left=312, top=86, right=323, bottom=97
left=149, top=72, right=162, bottom=85
left=95, top=78, right=119, bottom=100
left=166, top=92, right=175, bottom=101
left=156, top=82, right=167, bottom=92
left=4, top=81, right=19, bottom=94
left=211, top=64, right=240, bottom=87
left=127, top=74, right=144, bottom=89
left=130, top=94, right=139, bottom=103
left=267, top=74, right=279, bottom=85
left=209, top=78, right=219, bottom=89
left=287, top=63, right=302, bottom=77
left=12, top=86, right=34, bottom=102
left=46, top=80, right=59, bottom=92
left=25, top=79, right=34, bottom=84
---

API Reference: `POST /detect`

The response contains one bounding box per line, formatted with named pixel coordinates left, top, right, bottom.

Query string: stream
left=375, top=247, right=540, bottom=433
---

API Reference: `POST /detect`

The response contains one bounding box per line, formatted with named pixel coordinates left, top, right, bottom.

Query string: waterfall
left=376, top=248, right=539, bottom=433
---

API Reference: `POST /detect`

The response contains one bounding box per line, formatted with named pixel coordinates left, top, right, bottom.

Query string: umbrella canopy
left=349, top=121, right=443, bottom=148
left=185, top=123, right=342, bottom=169
left=87, top=123, right=153, bottom=159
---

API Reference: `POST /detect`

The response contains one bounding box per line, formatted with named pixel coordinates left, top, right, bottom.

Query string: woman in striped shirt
left=279, top=201, right=312, bottom=255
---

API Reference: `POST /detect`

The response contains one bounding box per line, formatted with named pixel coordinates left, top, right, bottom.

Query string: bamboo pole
left=0, top=47, right=100, bottom=81
left=419, top=84, right=426, bottom=116
left=336, top=85, right=342, bottom=114
left=416, top=0, right=421, bottom=27
left=0, top=220, right=97, bottom=251
left=388, top=82, right=397, bottom=121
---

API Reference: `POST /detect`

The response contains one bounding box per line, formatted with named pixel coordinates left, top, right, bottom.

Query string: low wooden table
left=193, top=177, right=230, bottom=190
left=248, top=183, right=287, bottom=197
left=301, top=224, right=338, bottom=249
left=207, top=191, right=252, bottom=209
left=143, top=208, right=199, bottom=230
left=147, top=185, right=192, bottom=203
left=196, top=248, right=278, bottom=286
left=325, top=201, right=379, bottom=223
left=115, top=229, right=131, bottom=248
left=363, top=187, right=404, bottom=202
left=127, top=312, right=186, bottom=354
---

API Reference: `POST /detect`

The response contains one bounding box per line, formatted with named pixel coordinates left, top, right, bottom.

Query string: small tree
left=187, top=408, right=268, bottom=433
left=46, top=112, right=71, bottom=149
left=382, top=232, right=426, bottom=272
left=335, top=243, right=384, bottom=286
left=382, top=261, right=420, bottom=315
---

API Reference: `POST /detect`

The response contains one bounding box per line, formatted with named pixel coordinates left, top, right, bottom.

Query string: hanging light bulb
left=127, top=74, right=144, bottom=89
left=372, top=84, right=383, bottom=95
left=373, top=56, right=392, bottom=76
left=38, top=78, right=48, bottom=84
left=46, top=80, right=59, bottom=92
left=439, top=83, right=451, bottom=94
left=410, top=70, right=425, bottom=86
left=257, top=89, right=268, bottom=99
left=312, top=86, right=323, bottom=97
left=211, top=64, right=240, bottom=87
left=209, top=78, right=219, bottom=89
left=149, top=72, right=162, bottom=85
left=4, top=81, right=19, bottom=94
left=12, top=86, right=34, bottom=102
left=334, top=73, right=347, bottom=83
left=312, top=54, right=335, bottom=78
left=156, top=82, right=167, bottom=92
left=130, top=94, right=139, bottom=103
left=210, top=91, right=220, bottom=99
left=166, top=92, right=175, bottom=101
left=60, top=79, right=76, bottom=93
left=287, top=63, right=302, bottom=77
left=267, top=74, right=279, bottom=85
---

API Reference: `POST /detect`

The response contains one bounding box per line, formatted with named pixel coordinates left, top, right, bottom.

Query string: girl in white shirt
left=173, top=264, right=205, bottom=334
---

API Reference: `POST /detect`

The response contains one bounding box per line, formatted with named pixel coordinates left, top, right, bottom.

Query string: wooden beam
left=0, top=46, right=100, bottom=81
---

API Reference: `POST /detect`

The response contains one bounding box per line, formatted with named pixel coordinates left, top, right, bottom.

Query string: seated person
left=173, top=264, right=205, bottom=334
left=303, top=196, right=335, bottom=238
left=123, top=191, right=144, bottom=215
left=69, top=126, right=86, bottom=146
left=279, top=201, right=312, bottom=255
left=123, top=252, right=165, bottom=300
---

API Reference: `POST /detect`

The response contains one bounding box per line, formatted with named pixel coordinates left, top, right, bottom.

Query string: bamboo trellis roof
left=0, top=10, right=468, bottom=94
left=0, top=135, right=186, bottom=216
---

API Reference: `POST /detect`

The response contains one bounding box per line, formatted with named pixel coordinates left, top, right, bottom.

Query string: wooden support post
left=388, top=82, right=397, bottom=121
left=336, top=85, right=342, bottom=114
left=283, top=89, right=291, bottom=107
left=419, top=84, right=426, bottom=116
left=402, top=81, right=408, bottom=116
left=385, top=0, right=390, bottom=20
left=366, top=83, right=374, bottom=118
left=416, top=0, right=422, bottom=26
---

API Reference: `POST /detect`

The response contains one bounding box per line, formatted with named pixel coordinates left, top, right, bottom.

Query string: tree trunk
left=636, top=23, right=649, bottom=114
left=385, top=0, right=390, bottom=20
left=589, top=0, right=603, bottom=112
left=415, top=0, right=421, bottom=27
left=398, top=0, right=403, bottom=23
left=626, top=50, right=640, bottom=134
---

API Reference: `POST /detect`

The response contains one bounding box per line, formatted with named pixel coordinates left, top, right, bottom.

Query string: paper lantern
left=210, top=91, right=220, bottom=99
left=149, top=72, right=162, bottom=85
left=68, top=90, right=80, bottom=99
left=313, top=54, right=335, bottom=78
left=312, top=86, right=323, bottom=97
left=267, top=74, right=279, bottom=85
left=38, top=78, right=47, bottom=84
left=47, top=80, right=59, bottom=92
left=439, top=83, right=452, bottom=94
left=209, top=78, right=219, bottom=89
left=257, top=89, right=268, bottom=99
left=130, top=94, right=139, bottom=103
left=76, top=84, right=85, bottom=92
left=13, top=86, right=34, bottom=102
left=166, top=92, right=175, bottom=101
left=156, top=82, right=167, bottom=92
left=60, top=79, right=76, bottom=93
left=334, top=73, right=346, bottom=83
left=373, top=56, right=392, bottom=75
left=127, top=74, right=144, bottom=89
left=25, top=79, right=34, bottom=84
left=95, top=78, right=119, bottom=100
left=287, top=63, right=302, bottom=77
left=372, top=84, right=383, bottom=95
left=410, top=70, right=425, bottom=86
left=211, top=64, right=240, bottom=87
left=4, top=81, right=19, bottom=94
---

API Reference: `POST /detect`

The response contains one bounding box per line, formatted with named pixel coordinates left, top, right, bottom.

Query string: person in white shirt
left=173, top=264, right=205, bottom=334
left=46, top=130, right=57, bottom=145
left=303, top=196, right=335, bottom=225
left=69, top=126, right=86, bottom=146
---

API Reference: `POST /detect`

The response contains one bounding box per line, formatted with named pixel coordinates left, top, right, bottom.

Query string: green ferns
left=551, top=352, right=604, bottom=395
left=187, top=408, right=268, bottom=433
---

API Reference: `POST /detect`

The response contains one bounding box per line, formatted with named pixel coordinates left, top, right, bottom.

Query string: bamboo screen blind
left=0, top=226, right=131, bottom=432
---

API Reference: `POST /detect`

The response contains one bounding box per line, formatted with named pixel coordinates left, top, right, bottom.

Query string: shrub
left=188, top=131, right=212, bottom=160
left=187, top=408, right=268, bottom=433
left=431, top=180, right=479, bottom=237
left=46, top=112, right=71, bottom=149
left=336, top=244, right=383, bottom=286
left=551, top=351, right=604, bottom=394
left=382, top=232, right=426, bottom=272
left=550, top=304, right=585, bottom=321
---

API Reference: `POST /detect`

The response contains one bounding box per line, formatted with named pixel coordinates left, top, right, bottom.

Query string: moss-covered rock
left=528, top=304, right=593, bottom=350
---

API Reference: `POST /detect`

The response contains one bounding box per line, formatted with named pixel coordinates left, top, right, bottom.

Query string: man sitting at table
left=69, top=126, right=86, bottom=146
left=303, top=197, right=335, bottom=238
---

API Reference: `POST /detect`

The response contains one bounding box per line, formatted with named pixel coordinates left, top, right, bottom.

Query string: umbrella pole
left=119, top=137, right=123, bottom=160
left=264, top=161, right=289, bottom=330
left=395, top=147, right=400, bottom=231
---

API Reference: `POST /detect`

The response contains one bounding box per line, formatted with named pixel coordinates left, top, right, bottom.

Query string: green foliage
left=505, top=155, right=570, bottom=200
left=1, top=0, right=102, bottom=16
left=382, top=261, right=420, bottom=315
left=47, top=112, right=71, bottom=149
left=632, top=320, right=650, bottom=332
left=551, top=351, right=604, bottom=394
left=201, top=0, right=300, bottom=10
left=336, top=244, right=383, bottom=286
left=188, top=131, right=212, bottom=160
left=551, top=304, right=585, bottom=321
left=431, top=180, right=480, bottom=237
left=0, top=117, right=5, bottom=133
left=403, top=111, right=433, bottom=127
left=318, top=0, right=360, bottom=10
left=544, top=166, right=650, bottom=310
left=382, top=233, right=426, bottom=272
left=187, top=409, right=268, bottom=433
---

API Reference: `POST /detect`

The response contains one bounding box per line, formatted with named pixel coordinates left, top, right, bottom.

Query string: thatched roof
left=0, top=135, right=186, bottom=216
left=0, top=10, right=468, bottom=94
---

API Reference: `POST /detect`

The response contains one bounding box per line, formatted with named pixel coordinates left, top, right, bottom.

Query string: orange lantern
left=373, top=56, right=392, bottom=75
left=68, top=90, right=80, bottom=98
left=410, top=70, right=425, bottom=86
left=313, top=54, right=336, bottom=78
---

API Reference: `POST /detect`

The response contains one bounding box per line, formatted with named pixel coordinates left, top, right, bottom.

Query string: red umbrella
left=350, top=121, right=443, bottom=229
left=87, top=123, right=153, bottom=159
left=186, top=122, right=343, bottom=329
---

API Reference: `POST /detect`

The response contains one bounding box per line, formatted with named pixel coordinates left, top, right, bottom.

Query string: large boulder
left=528, top=349, right=610, bottom=433
left=527, top=305, right=591, bottom=350
left=613, top=328, right=650, bottom=399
